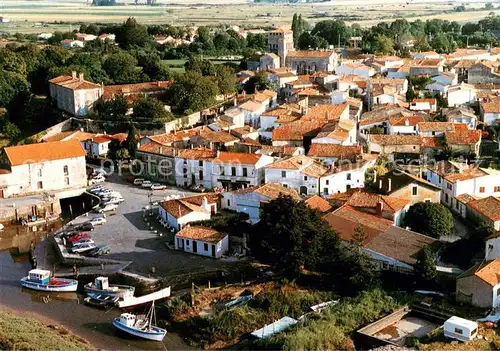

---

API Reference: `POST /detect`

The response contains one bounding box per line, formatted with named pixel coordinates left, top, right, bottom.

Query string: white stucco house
left=264, top=155, right=327, bottom=196
left=174, top=149, right=215, bottom=189
left=480, top=98, right=500, bottom=126
left=447, top=83, right=477, bottom=107
left=158, top=194, right=218, bottom=230
left=175, top=226, right=229, bottom=258
left=319, top=159, right=375, bottom=196
left=221, top=183, right=300, bottom=223
left=387, top=116, right=424, bottom=135
left=0, top=140, right=87, bottom=198
left=335, top=63, right=375, bottom=77
left=210, top=152, right=274, bottom=191
left=239, top=100, right=267, bottom=128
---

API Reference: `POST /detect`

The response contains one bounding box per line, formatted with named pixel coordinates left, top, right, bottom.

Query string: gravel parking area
left=82, top=173, right=239, bottom=278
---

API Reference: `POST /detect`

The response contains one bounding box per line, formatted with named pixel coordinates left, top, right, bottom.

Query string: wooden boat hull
left=84, top=283, right=135, bottom=298
left=112, top=319, right=166, bottom=341
left=20, top=277, right=78, bottom=292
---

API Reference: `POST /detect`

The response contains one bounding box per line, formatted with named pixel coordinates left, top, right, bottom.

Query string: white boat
left=0, top=223, right=4, bottom=230
left=84, top=277, right=135, bottom=298
left=117, top=286, right=171, bottom=308
left=112, top=301, right=166, bottom=341
left=20, top=269, right=78, bottom=292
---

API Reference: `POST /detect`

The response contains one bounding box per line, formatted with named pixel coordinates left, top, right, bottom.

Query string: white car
left=71, top=238, right=95, bottom=247
left=151, top=184, right=167, bottom=190
left=133, top=178, right=145, bottom=185
left=103, top=197, right=124, bottom=205
left=89, top=176, right=105, bottom=185
left=98, top=204, right=118, bottom=213
left=71, top=243, right=97, bottom=253
left=141, top=181, right=152, bottom=188
left=89, top=217, right=106, bottom=225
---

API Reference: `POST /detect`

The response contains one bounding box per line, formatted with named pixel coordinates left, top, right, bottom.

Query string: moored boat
left=20, top=269, right=78, bottom=292
left=112, top=301, right=166, bottom=342
left=84, top=277, right=135, bottom=298
left=84, top=293, right=119, bottom=308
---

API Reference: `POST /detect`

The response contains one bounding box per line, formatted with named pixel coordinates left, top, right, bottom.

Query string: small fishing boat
left=84, top=293, right=119, bottom=308
left=84, top=277, right=135, bottom=298
left=112, top=301, right=166, bottom=341
left=20, top=269, right=78, bottom=292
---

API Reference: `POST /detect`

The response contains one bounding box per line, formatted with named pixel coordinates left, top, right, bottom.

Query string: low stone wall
left=164, top=111, right=202, bottom=133
left=0, top=199, right=61, bottom=224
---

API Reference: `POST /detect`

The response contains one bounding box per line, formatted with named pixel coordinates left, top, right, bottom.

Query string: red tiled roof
left=138, top=143, right=176, bottom=156
left=418, top=122, right=454, bottom=132
left=481, top=97, right=500, bottom=113
left=369, top=134, right=422, bottom=146
left=467, top=196, right=500, bottom=221
left=272, top=120, right=324, bottom=141
left=175, top=226, right=226, bottom=243
left=346, top=191, right=410, bottom=213
left=287, top=50, right=335, bottom=58
left=388, top=116, right=425, bottom=127
left=303, top=104, right=348, bottom=121
left=5, top=140, right=86, bottom=166
left=445, top=130, right=481, bottom=145
left=160, top=199, right=207, bottom=219
left=48, top=75, right=101, bottom=90
left=305, top=195, right=332, bottom=213
left=212, top=151, right=262, bottom=165
left=103, top=81, right=173, bottom=100
left=307, top=144, right=360, bottom=160
left=176, top=148, right=215, bottom=160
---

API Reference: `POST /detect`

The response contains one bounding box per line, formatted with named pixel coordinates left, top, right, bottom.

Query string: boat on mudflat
left=84, top=293, right=119, bottom=308
left=20, top=269, right=78, bottom=292
left=112, top=301, right=166, bottom=342
left=84, top=277, right=135, bottom=298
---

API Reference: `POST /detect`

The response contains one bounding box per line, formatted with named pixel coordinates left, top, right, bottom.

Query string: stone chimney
left=376, top=201, right=384, bottom=217
left=379, top=179, right=382, bottom=189
left=388, top=178, right=392, bottom=192
left=216, top=150, right=220, bottom=157
left=71, top=71, right=77, bottom=79
left=325, top=111, right=330, bottom=121
left=159, top=146, right=163, bottom=155
left=78, top=72, right=84, bottom=81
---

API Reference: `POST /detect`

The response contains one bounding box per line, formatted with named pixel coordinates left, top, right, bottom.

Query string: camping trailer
left=443, top=316, right=478, bottom=342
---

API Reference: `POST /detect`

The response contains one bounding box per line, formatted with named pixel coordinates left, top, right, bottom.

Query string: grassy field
left=0, top=0, right=494, bottom=33
left=0, top=308, right=93, bottom=350
left=162, top=57, right=241, bottom=74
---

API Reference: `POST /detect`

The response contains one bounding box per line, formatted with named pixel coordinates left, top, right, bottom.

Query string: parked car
left=89, top=176, right=105, bottom=185
left=71, top=238, right=95, bottom=247
left=89, top=217, right=106, bottom=226
left=66, top=233, right=91, bottom=243
left=151, top=183, right=167, bottom=190
left=86, top=244, right=111, bottom=257
left=74, top=222, right=95, bottom=231
left=95, top=204, right=118, bottom=213
left=133, top=178, right=145, bottom=185
left=102, top=197, right=124, bottom=205
left=71, top=242, right=97, bottom=253
left=141, top=181, right=152, bottom=188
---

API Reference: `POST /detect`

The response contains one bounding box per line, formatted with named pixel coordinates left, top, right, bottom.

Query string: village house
left=158, top=193, right=219, bottom=231
left=319, top=159, right=375, bottom=196
left=220, top=107, right=245, bottom=129
left=335, top=63, right=375, bottom=77
left=307, top=144, right=361, bottom=165
left=305, top=195, right=333, bottom=213
left=376, top=169, right=442, bottom=204
left=267, top=28, right=294, bottom=55
left=417, top=122, right=456, bottom=137
left=264, top=155, right=327, bottom=196
left=323, top=205, right=435, bottom=273
left=102, top=81, right=172, bottom=102
left=468, top=61, right=500, bottom=84
left=259, top=105, right=302, bottom=140
left=75, top=33, right=97, bottom=42
left=485, top=231, right=500, bottom=261
left=425, top=160, right=500, bottom=211
left=221, top=183, right=300, bottom=223
left=285, top=50, right=338, bottom=74
left=239, top=100, right=267, bottom=128
left=442, top=107, right=477, bottom=129
left=174, top=226, right=228, bottom=258
left=140, top=128, right=201, bottom=149
left=210, top=152, right=274, bottom=191
left=88, top=135, right=112, bottom=158
left=311, top=119, right=357, bottom=146
left=269, top=70, right=299, bottom=88
left=409, top=98, right=437, bottom=113
left=466, top=196, right=500, bottom=231
left=260, top=53, right=281, bottom=71
left=98, top=33, right=115, bottom=41
left=412, top=51, right=441, bottom=60
left=136, top=143, right=176, bottom=184
left=40, top=130, right=96, bottom=155
left=387, top=116, right=424, bottom=135
left=446, top=83, right=477, bottom=107
left=49, top=72, right=103, bottom=116
left=174, top=149, right=215, bottom=189
left=60, top=39, right=84, bottom=49
left=366, top=56, right=405, bottom=74
left=327, top=190, right=410, bottom=226
left=409, top=58, right=444, bottom=77
left=367, top=134, right=423, bottom=159
left=445, top=129, right=481, bottom=156
left=480, top=97, right=500, bottom=126
left=456, top=259, right=500, bottom=308
left=0, top=140, right=87, bottom=198
left=189, top=127, right=239, bottom=150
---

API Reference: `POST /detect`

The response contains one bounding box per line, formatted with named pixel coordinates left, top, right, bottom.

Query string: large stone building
left=49, top=72, right=103, bottom=117
left=285, top=50, right=338, bottom=74
left=0, top=140, right=87, bottom=198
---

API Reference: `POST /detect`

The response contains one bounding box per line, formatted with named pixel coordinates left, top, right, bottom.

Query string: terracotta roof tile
left=445, top=130, right=481, bottom=145
left=176, top=148, right=215, bottom=160
left=467, top=196, right=500, bottom=221
left=287, top=50, right=336, bottom=58
left=345, top=191, right=410, bottom=213
left=239, top=100, right=264, bottom=112
left=418, top=122, right=454, bottom=132
left=103, top=81, right=172, bottom=100
left=160, top=198, right=208, bottom=219
left=232, top=183, right=300, bottom=200
left=266, top=155, right=328, bottom=178
left=272, top=120, right=324, bottom=141
left=481, top=97, right=500, bottom=113
left=305, top=195, right=332, bottom=213
left=212, top=151, right=263, bottom=165
left=369, top=134, right=422, bottom=146
left=138, top=143, right=176, bottom=156
left=303, top=104, right=348, bottom=121
left=388, top=116, right=425, bottom=127
left=307, top=144, right=360, bottom=160
left=421, top=136, right=442, bottom=148
left=470, top=259, right=500, bottom=286
left=48, top=75, right=101, bottom=90
left=175, top=226, right=226, bottom=243
left=5, top=140, right=86, bottom=166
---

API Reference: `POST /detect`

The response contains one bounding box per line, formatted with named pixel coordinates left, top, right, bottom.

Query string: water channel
left=0, top=221, right=195, bottom=350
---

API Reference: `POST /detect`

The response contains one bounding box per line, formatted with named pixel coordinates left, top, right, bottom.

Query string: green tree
left=406, top=80, right=416, bottom=102
left=0, top=48, right=27, bottom=77
left=167, top=71, right=219, bottom=113
left=126, top=124, right=138, bottom=158
left=431, top=33, right=456, bottom=54
left=292, top=13, right=309, bottom=48
left=213, top=32, right=230, bottom=53
left=413, top=35, right=432, bottom=52
left=215, top=65, right=236, bottom=97
left=404, top=202, right=454, bottom=238
left=115, top=147, right=130, bottom=160
left=196, top=27, right=211, bottom=44
left=132, top=96, right=174, bottom=128
left=246, top=33, right=267, bottom=51
left=115, top=17, right=150, bottom=48
left=414, top=247, right=436, bottom=283
left=311, top=20, right=351, bottom=46
left=371, top=34, right=394, bottom=55
left=102, top=52, right=140, bottom=83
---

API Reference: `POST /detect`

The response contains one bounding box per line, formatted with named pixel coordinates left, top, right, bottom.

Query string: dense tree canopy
left=131, top=96, right=174, bottom=128
left=404, top=202, right=454, bottom=238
